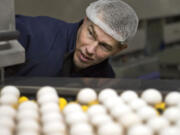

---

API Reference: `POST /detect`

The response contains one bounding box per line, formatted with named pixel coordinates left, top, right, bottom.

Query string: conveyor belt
left=1, top=77, right=180, bottom=97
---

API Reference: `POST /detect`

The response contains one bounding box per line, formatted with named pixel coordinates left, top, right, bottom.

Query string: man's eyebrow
left=99, top=42, right=113, bottom=50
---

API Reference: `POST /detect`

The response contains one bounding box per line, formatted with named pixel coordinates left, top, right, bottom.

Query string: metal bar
left=0, top=68, right=5, bottom=83
left=0, top=31, right=19, bottom=41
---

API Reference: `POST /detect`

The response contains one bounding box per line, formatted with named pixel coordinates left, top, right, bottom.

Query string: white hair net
left=86, top=0, right=139, bottom=43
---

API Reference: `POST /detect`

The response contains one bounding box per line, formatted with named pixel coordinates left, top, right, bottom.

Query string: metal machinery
left=0, top=0, right=25, bottom=82
left=111, top=0, right=180, bottom=79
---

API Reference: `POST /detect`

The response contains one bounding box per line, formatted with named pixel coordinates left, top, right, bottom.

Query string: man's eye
left=88, top=29, right=93, bottom=36
left=100, top=44, right=112, bottom=51
left=88, top=29, right=96, bottom=40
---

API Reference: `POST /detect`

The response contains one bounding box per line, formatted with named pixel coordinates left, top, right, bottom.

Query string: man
left=6, top=0, right=138, bottom=78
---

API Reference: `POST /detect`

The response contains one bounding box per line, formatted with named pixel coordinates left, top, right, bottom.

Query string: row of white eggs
left=87, top=104, right=122, bottom=135
left=0, top=86, right=19, bottom=135
left=63, top=102, right=121, bottom=135
left=0, top=105, right=16, bottom=135
left=0, top=85, right=180, bottom=135
left=63, top=103, right=94, bottom=135
left=78, top=88, right=180, bottom=124
left=60, top=87, right=180, bottom=135
left=77, top=87, right=180, bottom=107
left=16, top=101, right=40, bottom=135
left=1, top=86, right=180, bottom=108
left=103, top=94, right=180, bottom=123
left=37, top=86, right=67, bottom=135
left=38, top=86, right=180, bottom=135
left=76, top=88, right=180, bottom=135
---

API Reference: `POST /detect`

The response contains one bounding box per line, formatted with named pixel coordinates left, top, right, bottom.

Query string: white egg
left=37, top=86, right=57, bottom=98
left=52, top=134, right=67, bottom=135
left=87, top=104, right=107, bottom=118
left=0, top=94, right=18, bottom=105
left=77, top=88, right=97, bottom=104
left=16, top=110, right=39, bottom=121
left=129, top=98, right=147, bottom=111
left=141, top=88, right=162, bottom=105
left=18, top=101, right=38, bottom=111
left=0, top=105, right=16, bottom=118
left=176, top=119, right=180, bottom=127
left=163, top=107, right=180, bottom=123
left=118, top=112, right=141, bottom=128
left=98, top=122, right=123, bottom=135
left=1, top=85, right=20, bottom=98
left=63, top=103, right=82, bottom=115
left=165, top=91, right=180, bottom=107
left=0, top=116, right=15, bottom=130
left=16, top=131, right=39, bottom=135
left=147, top=116, right=169, bottom=133
left=70, top=123, right=93, bottom=135
left=65, top=111, right=88, bottom=126
left=98, top=88, right=118, bottom=103
left=46, top=133, right=64, bottom=135
left=90, top=114, right=112, bottom=127
left=40, top=102, right=60, bottom=114
left=17, top=120, right=40, bottom=132
left=103, top=96, right=124, bottom=110
left=42, top=121, right=66, bottom=135
left=0, top=127, right=12, bottom=135
left=159, top=126, right=180, bottom=135
left=128, top=124, right=153, bottom=135
left=110, top=104, right=131, bottom=119
left=137, top=106, right=157, bottom=121
left=41, top=112, right=63, bottom=124
left=121, top=90, right=138, bottom=103
left=37, top=93, right=59, bottom=105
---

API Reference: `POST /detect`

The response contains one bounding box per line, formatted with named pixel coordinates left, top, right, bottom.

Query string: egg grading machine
left=0, top=0, right=25, bottom=82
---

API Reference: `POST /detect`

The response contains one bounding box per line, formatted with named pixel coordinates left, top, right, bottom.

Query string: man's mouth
left=79, top=51, right=92, bottom=63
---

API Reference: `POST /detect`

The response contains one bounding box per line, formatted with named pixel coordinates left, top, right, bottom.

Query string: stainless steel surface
left=0, top=0, right=15, bottom=32
left=145, top=19, right=164, bottom=55
left=157, top=46, right=180, bottom=79
left=15, top=0, right=95, bottom=22
left=125, top=0, right=180, bottom=19
left=112, top=56, right=159, bottom=79
left=15, top=0, right=180, bottom=21
left=0, top=40, right=25, bottom=68
left=164, top=22, right=180, bottom=44
left=0, top=0, right=25, bottom=68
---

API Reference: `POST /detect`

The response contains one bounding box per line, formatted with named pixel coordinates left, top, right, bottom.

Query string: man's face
left=73, top=17, right=127, bottom=70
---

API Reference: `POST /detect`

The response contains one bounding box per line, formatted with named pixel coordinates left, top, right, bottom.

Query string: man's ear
left=83, top=16, right=88, bottom=23
left=113, top=44, right=128, bottom=56
left=81, top=17, right=89, bottom=27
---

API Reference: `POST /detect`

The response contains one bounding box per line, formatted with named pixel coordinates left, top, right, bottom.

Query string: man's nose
left=86, top=41, right=98, bottom=55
